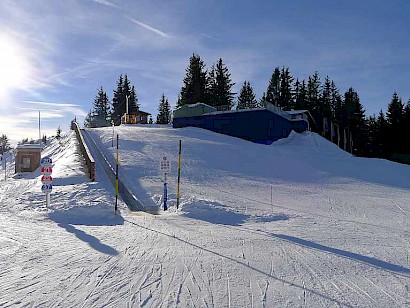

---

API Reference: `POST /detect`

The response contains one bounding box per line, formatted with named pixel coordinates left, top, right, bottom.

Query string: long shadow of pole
left=58, top=223, right=119, bottom=256
left=273, top=233, right=410, bottom=276
left=231, top=225, right=410, bottom=277
left=124, top=218, right=355, bottom=308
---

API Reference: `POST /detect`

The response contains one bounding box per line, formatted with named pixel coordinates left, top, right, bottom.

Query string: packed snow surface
left=0, top=126, right=409, bottom=307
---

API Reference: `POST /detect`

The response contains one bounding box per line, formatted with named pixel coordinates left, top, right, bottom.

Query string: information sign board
left=159, top=155, right=171, bottom=174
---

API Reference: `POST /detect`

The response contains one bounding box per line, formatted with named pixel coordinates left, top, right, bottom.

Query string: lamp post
left=111, top=120, right=115, bottom=147
left=124, top=95, right=130, bottom=124
left=126, top=95, right=130, bottom=115
left=38, top=110, right=41, bottom=142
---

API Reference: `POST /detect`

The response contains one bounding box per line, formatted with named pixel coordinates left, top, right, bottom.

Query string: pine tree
left=156, top=94, right=171, bottom=124
left=56, top=126, right=62, bottom=139
left=91, top=86, right=111, bottom=127
left=403, top=100, right=410, bottom=122
left=178, top=54, right=208, bottom=107
left=306, top=72, right=321, bottom=132
left=386, top=92, right=404, bottom=154
left=236, top=81, right=257, bottom=110
left=278, top=67, right=294, bottom=110
left=207, top=65, right=217, bottom=106
left=259, top=92, right=267, bottom=108
left=128, top=84, right=139, bottom=114
left=294, top=79, right=307, bottom=110
left=265, top=67, right=280, bottom=106
left=122, top=75, right=139, bottom=115
left=320, top=76, right=333, bottom=138
left=386, top=92, right=404, bottom=127
left=84, top=110, right=92, bottom=128
left=330, top=80, right=341, bottom=120
left=343, top=88, right=366, bottom=154
left=0, top=134, right=11, bottom=154
left=112, top=74, right=124, bottom=125
left=376, top=110, right=388, bottom=157
left=366, top=114, right=378, bottom=156
left=402, top=100, right=410, bottom=152
left=209, top=58, right=235, bottom=110
left=112, top=74, right=139, bottom=125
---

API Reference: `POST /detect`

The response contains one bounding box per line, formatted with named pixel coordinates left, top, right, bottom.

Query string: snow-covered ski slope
left=0, top=126, right=409, bottom=307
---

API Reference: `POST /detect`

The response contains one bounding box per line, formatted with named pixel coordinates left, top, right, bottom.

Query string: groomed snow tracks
left=81, top=129, right=152, bottom=213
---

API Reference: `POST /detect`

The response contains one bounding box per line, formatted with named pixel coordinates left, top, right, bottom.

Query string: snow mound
left=273, top=130, right=351, bottom=159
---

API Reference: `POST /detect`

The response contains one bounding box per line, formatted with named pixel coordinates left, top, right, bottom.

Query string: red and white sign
left=41, top=175, right=53, bottom=185
left=41, top=167, right=52, bottom=176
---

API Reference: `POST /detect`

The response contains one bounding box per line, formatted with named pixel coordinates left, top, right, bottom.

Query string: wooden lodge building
left=121, top=110, right=151, bottom=124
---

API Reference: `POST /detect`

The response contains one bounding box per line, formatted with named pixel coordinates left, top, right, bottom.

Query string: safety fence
left=71, top=122, right=96, bottom=181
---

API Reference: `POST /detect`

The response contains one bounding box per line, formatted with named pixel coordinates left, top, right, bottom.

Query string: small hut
left=121, top=110, right=151, bottom=124
left=15, top=144, right=42, bottom=173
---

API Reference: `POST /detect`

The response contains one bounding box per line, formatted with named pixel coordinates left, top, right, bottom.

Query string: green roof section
left=173, top=103, right=217, bottom=119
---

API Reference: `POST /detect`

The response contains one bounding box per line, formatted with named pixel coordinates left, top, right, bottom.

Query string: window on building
left=22, top=157, right=30, bottom=169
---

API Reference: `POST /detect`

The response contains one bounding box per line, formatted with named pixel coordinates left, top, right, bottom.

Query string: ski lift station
left=173, top=102, right=310, bottom=144
left=15, top=144, right=43, bottom=173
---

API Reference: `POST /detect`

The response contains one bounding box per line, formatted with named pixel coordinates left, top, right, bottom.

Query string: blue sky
left=0, top=0, right=409, bottom=144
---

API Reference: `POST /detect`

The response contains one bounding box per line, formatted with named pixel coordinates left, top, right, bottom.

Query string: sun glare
left=0, top=36, right=28, bottom=96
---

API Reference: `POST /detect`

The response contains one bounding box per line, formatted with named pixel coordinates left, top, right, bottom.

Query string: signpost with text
left=40, top=156, right=53, bottom=208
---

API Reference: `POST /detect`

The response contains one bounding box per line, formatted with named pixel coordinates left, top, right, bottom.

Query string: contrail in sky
left=126, top=16, right=171, bottom=38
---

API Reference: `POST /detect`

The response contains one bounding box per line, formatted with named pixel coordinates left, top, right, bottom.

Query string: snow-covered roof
left=187, top=102, right=210, bottom=108
left=16, top=144, right=43, bottom=150
left=204, top=107, right=305, bottom=121
left=286, top=110, right=308, bottom=115
left=174, top=102, right=216, bottom=111
left=205, top=107, right=265, bottom=115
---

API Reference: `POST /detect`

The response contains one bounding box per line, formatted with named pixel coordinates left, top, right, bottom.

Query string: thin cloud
left=126, top=16, right=170, bottom=38
left=22, top=101, right=88, bottom=117
left=20, top=111, right=65, bottom=119
left=90, top=0, right=120, bottom=9
left=22, top=101, right=82, bottom=108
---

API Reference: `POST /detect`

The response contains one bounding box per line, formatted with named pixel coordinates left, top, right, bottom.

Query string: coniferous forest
left=85, top=53, right=410, bottom=164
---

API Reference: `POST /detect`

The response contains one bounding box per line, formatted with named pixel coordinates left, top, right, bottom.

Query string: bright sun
left=0, top=36, right=28, bottom=96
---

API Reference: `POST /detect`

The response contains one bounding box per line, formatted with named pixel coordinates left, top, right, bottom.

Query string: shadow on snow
left=49, top=206, right=123, bottom=256
left=57, top=223, right=119, bottom=256
left=124, top=218, right=356, bottom=308
left=181, top=200, right=249, bottom=226
left=272, top=233, right=410, bottom=276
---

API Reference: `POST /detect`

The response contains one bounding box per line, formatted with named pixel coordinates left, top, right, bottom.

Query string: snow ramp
left=81, top=129, right=155, bottom=213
